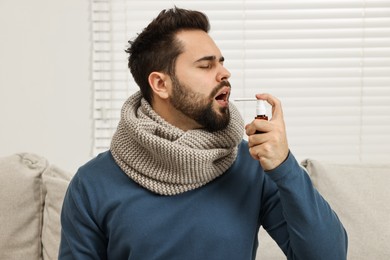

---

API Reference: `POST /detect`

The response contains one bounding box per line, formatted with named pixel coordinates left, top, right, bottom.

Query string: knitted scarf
left=110, top=91, right=244, bottom=196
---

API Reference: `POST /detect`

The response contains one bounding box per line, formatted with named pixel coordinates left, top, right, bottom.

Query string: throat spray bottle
left=255, top=100, right=268, bottom=134
left=255, top=100, right=268, bottom=121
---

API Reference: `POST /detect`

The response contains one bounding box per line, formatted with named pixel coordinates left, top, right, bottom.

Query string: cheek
left=176, top=66, right=216, bottom=95
left=193, top=75, right=217, bottom=95
left=184, top=78, right=210, bottom=96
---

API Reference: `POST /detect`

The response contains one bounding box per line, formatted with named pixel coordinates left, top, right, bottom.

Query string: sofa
left=0, top=153, right=389, bottom=260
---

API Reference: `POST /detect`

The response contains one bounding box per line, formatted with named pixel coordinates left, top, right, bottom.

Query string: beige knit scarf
left=110, top=91, right=244, bottom=196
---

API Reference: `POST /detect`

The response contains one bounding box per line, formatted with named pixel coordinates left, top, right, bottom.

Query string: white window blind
left=91, top=0, right=390, bottom=164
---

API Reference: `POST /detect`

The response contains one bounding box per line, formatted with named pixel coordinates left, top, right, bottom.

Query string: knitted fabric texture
left=110, top=91, right=244, bottom=196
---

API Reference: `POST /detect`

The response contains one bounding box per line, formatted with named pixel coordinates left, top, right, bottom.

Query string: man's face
left=169, top=30, right=232, bottom=132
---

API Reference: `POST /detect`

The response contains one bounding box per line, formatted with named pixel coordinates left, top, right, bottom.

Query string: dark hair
left=125, top=7, right=210, bottom=104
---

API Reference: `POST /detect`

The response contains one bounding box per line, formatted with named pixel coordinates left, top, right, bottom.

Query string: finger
left=245, top=120, right=272, bottom=137
left=245, top=123, right=256, bottom=136
left=248, top=146, right=261, bottom=161
left=247, top=134, right=273, bottom=155
left=248, top=142, right=273, bottom=163
left=255, top=93, right=283, bottom=121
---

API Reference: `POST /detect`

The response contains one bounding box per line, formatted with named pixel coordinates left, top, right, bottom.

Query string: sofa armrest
left=0, top=153, right=72, bottom=260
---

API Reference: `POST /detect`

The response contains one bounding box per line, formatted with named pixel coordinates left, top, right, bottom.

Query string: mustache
left=210, top=80, right=231, bottom=98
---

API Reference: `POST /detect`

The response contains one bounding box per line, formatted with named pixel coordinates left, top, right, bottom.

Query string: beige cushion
left=302, top=159, right=390, bottom=260
left=42, top=164, right=71, bottom=260
left=0, top=153, right=72, bottom=260
left=0, top=153, right=47, bottom=260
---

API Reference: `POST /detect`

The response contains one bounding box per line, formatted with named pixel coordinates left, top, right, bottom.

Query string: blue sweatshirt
left=59, top=141, right=347, bottom=259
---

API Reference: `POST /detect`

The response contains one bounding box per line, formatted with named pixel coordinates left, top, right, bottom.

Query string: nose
left=217, top=65, right=231, bottom=82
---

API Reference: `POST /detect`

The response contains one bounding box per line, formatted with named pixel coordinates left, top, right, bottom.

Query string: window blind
left=91, top=0, right=390, bottom=164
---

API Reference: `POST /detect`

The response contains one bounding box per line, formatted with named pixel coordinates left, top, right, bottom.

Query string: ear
left=148, top=72, right=169, bottom=100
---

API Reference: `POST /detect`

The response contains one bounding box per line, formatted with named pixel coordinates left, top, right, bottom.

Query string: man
left=59, top=7, right=347, bottom=259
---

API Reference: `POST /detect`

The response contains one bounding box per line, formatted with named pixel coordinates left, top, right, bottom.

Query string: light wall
left=0, top=0, right=91, bottom=173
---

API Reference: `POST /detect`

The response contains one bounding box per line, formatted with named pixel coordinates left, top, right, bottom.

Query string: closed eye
left=195, top=55, right=225, bottom=69
left=199, top=63, right=212, bottom=69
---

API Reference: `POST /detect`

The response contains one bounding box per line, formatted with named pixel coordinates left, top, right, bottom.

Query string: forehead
left=175, top=30, right=222, bottom=61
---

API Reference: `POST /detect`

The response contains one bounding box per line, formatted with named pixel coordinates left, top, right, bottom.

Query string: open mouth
left=214, top=87, right=230, bottom=106
left=215, top=91, right=228, bottom=101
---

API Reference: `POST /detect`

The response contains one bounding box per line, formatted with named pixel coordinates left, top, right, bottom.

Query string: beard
left=169, top=75, right=231, bottom=132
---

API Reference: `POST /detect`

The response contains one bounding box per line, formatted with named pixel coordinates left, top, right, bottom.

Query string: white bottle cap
left=256, top=100, right=267, bottom=116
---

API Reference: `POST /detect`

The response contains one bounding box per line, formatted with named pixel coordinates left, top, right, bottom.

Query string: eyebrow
left=194, top=55, right=225, bottom=63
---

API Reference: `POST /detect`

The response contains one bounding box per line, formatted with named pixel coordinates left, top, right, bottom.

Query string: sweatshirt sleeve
left=260, top=152, right=348, bottom=260
left=59, top=173, right=108, bottom=260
